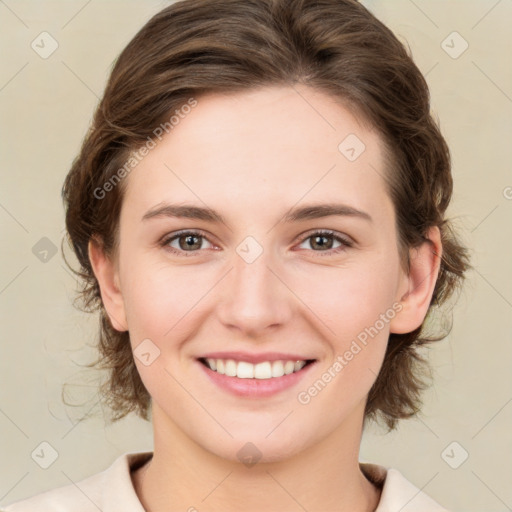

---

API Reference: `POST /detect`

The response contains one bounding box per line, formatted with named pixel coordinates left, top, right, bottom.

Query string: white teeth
left=204, top=358, right=309, bottom=379
left=284, top=361, right=295, bottom=375
left=225, top=359, right=237, bottom=377
left=294, top=360, right=306, bottom=372
left=254, top=361, right=272, bottom=379
left=237, top=361, right=254, bottom=379
left=271, top=360, right=284, bottom=377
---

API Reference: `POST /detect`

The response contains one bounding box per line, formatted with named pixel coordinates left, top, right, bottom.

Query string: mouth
left=196, top=353, right=318, bottom=398
left=197, top=357, right=316, bottom=379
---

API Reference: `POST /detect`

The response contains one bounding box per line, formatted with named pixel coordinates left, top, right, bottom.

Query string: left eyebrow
left=283, top=203, right=373, bottom=223
left=141, top=202, right=372, bottom=224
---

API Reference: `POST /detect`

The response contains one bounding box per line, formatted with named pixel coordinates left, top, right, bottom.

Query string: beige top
left=1, top=451, right=450, bottom=511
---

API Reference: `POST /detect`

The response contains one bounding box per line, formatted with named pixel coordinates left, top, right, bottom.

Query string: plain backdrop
left=0, top=1, right=511, bottom=511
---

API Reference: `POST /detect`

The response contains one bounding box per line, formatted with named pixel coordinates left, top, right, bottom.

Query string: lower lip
left=196, top=359, right=316, bottom=398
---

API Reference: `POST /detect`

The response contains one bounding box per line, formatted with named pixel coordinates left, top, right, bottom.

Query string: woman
left=2, top=0, right=470, bottom=510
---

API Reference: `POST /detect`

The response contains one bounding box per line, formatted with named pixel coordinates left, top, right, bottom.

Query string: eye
left=296, top=230, right=353, bottom=255
left=160, top=230, right=215, bottom=256
left=160, top=229, right=353, bottom=257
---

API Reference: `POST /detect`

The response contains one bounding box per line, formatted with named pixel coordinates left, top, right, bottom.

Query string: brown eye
left=297, top=230, right=353, bottom=255
left=310, top=233, right=335, bottom=250
left=161, top=230, right=213, bottom=255
left=176, top=233, right=203, bottom=251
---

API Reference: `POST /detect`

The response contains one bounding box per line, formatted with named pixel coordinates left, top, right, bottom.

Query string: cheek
left=295, top=256, right=399, bottom=392
left=296, top=286, right=394, bottom=422
left=295, top=252, right=400, bottom=340
left=120, top=261, right=206, bottom=403
left=121, top=256, right=208, bottom=342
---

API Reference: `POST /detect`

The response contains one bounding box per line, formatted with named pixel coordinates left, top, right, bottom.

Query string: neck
left=133, top=403, right=381, bottom=512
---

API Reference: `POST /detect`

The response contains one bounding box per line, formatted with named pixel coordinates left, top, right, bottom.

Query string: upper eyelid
left=295, top=228, right=353, bottom=244
left=162, top=229, right=215, bottom=245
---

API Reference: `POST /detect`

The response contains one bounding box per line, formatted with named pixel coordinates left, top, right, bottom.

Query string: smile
left=199, top=357, right=315, bottom=379
left=196, top=356, right=317, bottom=398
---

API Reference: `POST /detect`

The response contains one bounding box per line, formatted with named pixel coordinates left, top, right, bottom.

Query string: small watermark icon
left=441, top=31, right=469, bottom=59
left=338, top=133, right=366, bottom=162
left=31, top=441, right=59, bottom=469
left=236, top=442, right=262, bottom=468
left=236, top=236, right=264, bottom=264
left=133, top=338, right=161, bottom=366
left=32, top=237, right=58, bottom=263
left=31, top=31, right=59, bottom=59
left=441, top=441, right=469, bottom=469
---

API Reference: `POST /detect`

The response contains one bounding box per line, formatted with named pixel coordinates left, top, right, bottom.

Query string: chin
left=200, top=422, right=316, bottom=466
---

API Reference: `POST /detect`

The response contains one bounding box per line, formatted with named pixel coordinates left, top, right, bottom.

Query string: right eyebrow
left=142, top=203, right=226, bottom=224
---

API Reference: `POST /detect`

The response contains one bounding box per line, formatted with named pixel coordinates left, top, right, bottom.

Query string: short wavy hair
left=62, top=0, right=471, bottom=431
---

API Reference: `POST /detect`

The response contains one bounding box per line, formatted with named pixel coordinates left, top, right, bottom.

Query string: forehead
left=121, top=85, right=393, bottom=225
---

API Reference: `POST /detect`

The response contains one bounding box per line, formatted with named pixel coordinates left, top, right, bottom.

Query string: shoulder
left=0, top=452, right=152, bottom=512
left=360, top=462, right=451, bottom=512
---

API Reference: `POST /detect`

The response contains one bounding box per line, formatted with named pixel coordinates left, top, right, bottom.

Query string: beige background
left=1, top=1, right=511, bottom=510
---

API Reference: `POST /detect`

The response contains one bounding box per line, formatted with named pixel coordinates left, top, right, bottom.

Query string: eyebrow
left=141, top=202, right=373, bottom=224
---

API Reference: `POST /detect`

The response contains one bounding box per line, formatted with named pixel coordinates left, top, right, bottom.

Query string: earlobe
left=390, top=226, right=442, bottom=335
left=88, top=237, right=128, bottom=332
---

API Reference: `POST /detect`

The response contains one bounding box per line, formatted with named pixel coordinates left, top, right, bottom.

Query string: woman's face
left=103, top=86, right=413, bottom=461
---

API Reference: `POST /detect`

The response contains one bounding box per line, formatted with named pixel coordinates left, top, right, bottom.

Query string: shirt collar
left=101, top=452, right=448, bottom=512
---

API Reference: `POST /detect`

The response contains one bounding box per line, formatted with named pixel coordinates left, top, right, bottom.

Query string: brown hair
left=62, top=0, right=471, bottom=431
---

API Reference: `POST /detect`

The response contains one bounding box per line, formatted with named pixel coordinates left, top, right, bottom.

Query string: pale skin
left=89, top=85, right=442, bottom=511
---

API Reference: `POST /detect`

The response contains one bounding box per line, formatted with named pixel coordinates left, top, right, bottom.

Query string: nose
left=215, top=245, right=293, bottom=337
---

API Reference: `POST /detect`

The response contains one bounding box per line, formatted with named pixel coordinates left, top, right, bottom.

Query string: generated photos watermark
left=93, top=97, right=198, bottom=200
left=297, top=302, right=403, bottom=405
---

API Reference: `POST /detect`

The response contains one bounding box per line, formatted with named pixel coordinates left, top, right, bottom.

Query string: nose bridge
left=216, top=237, right=291, bottom=333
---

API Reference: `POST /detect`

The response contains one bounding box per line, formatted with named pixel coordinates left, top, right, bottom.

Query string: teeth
left=237, top=361, right=255, bottom=378
left=284, top=361, right=295, bottom=374
left=225, top=359, right=237, bottom=377
left=204, top=358, right=308, bottom=379
left=254, top=361, right=272, bottom=379
left=271, top=361, right=284, bottom=377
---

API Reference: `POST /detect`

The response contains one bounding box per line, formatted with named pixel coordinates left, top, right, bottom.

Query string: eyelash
left=159, top=229, right=354, bottom=257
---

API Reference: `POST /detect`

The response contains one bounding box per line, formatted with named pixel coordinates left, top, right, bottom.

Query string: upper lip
left=198, top=351, right=316, bottom=364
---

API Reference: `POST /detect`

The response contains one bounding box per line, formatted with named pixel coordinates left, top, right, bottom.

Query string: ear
left=390, top=226, right=442, bottom=334
left=88, top=237, right=128, bottom=332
